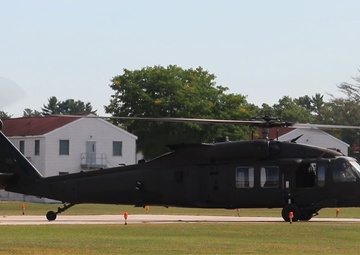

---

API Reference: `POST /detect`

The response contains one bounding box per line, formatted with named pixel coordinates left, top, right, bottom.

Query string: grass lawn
left=1, top=201, right=359, bottom=218
left=0, top=223, right=360, bottom=254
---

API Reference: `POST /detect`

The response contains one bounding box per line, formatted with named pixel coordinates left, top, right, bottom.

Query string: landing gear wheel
left=282, top=204, right=300, bottom=222
left=45, top=203, right=75, bottom=221
left=46, top=211, right=57, bottom=221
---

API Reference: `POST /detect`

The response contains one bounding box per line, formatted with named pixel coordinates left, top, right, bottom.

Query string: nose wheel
left=46, top=203, right=75, bottom=221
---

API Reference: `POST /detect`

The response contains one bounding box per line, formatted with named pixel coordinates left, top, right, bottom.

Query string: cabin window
left=317, top=164, right=326, bottom=187
left=19, top=140, right=25, bottom=154
left=296, top=162, right=327, bottom=188
left=296, top=162, right=317, bottom=187
left=113, top=141, right=123, bottom=156
left=34, top=140, right=40, bottom=155
left=236, top=167, right=254, bottom=188
left=333, top=162, right=357, bottom=182
left=260, top=166, right=279, bottom=188
left=59, top=140, right=70, bottom=155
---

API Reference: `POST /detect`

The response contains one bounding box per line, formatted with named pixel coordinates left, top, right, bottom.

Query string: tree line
left=1, top=65, right=360, bottom=159
left=0, top=96, right=97, bottom=118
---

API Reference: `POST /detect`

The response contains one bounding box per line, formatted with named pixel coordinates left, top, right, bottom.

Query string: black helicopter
left=1, top=116, right=360, bottom=222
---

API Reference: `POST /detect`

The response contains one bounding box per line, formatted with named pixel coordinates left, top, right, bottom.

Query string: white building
left=275, top=127, right=349, bottom=156
left=0, top=115, right=137, bottom=202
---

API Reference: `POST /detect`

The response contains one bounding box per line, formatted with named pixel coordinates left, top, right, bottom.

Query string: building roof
left=278, top=127, right=349, bottom=146
left=260, top=127, right=349, bottom=146
left=1, top=116, right=82, bottom=136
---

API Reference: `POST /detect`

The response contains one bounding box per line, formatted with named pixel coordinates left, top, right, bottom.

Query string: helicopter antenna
left=290, top=134, right=303, bottom=143
left=261, top=127, right=270, bottom=140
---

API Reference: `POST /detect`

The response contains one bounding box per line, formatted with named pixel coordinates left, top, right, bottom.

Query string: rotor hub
left=249, top=116, right=293, bottom=128
left=249, top=116, right=294, bottom=140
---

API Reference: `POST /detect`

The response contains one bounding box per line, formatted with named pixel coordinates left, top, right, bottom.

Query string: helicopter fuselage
left=4, top=138, right=360, bottom=221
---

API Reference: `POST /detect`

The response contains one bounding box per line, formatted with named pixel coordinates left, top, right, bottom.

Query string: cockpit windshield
left=333, top=159, right=360, bottom=182
left=349, top=160, right=360, bottom=178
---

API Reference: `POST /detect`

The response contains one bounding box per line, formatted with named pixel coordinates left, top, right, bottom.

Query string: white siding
left=44, top=118, right=137, bottom=176
left=8, top=136, right=46, bottom=175
left=5, top=118, right=137, bottom=177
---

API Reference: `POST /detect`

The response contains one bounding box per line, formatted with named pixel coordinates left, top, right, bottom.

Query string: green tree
left=105, top=65, right=255, bottom=159
left=294, top=94, right=325, bottom=121
left=23, top=108, right=42, bottom=117
left=42, top=96, right=97, bottom=115
left=0, top=111, right=12, bottom=119
left=337, top=69, right=360, bottom=101
left=258, top=94, right=323, bottom=123
left=59, top=99, right=96, bottom=115
left=41, top=96, right=61, bottom=115
left=295, top=95, right=313, bottom=112
left=320, top=98, right=360, bottom=157
left=271, top=96, right=314, bottom=123
left=321, top=70, right=360, bottom=157
left=311, top=93, right=325, bottom=116
left=257, top=103, right=275, bottom=118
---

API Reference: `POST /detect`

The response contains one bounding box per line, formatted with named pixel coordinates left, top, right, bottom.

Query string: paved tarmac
left=1, top=214, right=360, bottom=225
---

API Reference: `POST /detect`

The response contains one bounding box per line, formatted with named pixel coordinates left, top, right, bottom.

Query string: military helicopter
left=1, top=116, right=360, bottom=222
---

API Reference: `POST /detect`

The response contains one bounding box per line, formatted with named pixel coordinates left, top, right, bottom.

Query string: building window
left=236, top=167, right=254, bottom=188
left=59, top=140, right=70, bottom=155
left=19, top=140, right=25, bottom=154
left=34, top=140, right=40, bottom=155
left=113, top=141, right=123, bottom=156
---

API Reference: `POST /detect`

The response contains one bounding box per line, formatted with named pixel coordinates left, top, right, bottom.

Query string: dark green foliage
left=105, top=65, right=256, bottom=159
left=42, top=96, right=97, bottom=115
left=23, top=108, right=42, bottom=117
left=0, top=111, right=12, bottom=119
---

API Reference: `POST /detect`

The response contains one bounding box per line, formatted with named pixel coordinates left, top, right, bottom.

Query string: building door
left=86, top=141, right=96, bottom=165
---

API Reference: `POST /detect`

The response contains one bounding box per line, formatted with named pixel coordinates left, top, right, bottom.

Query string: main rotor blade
left=292, top=123, right=360, bottom=130
left=110, top=117, right=265, bottom=125
left=49, top=115, right=265, bottom=125
left=48, top=115, right=360, bottom=130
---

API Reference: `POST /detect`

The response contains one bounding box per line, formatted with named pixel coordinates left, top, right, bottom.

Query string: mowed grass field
left=2, top=201, right=360, bottom=218
left=0, top=202, right=360, bottom=254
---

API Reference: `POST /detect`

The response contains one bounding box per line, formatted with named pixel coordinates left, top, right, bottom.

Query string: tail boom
left=0, top=130, right=43, bottom=193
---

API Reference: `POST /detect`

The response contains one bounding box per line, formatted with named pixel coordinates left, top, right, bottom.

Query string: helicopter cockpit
left=333, top=159, right=360, bottom=182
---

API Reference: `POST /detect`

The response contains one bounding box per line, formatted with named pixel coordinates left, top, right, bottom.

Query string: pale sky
left=1, top=0, right=360, bottom=117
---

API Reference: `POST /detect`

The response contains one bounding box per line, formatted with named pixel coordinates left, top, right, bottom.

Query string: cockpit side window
left=333, top=162, right=357, bottom=182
